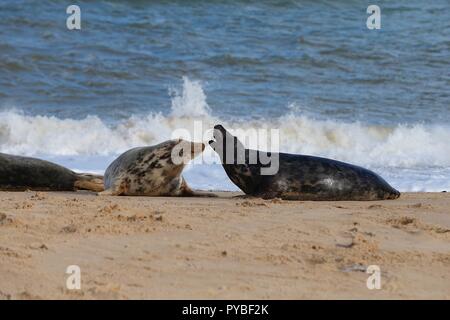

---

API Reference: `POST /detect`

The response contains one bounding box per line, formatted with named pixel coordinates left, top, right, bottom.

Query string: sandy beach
left=0, top=191, right=448, bottom=300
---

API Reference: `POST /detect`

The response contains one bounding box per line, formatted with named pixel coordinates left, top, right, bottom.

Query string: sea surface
left=0, top=0, right=449, bottom=191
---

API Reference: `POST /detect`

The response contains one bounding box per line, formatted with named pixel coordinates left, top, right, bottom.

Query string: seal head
left=209, top=125, right=265, bottom=195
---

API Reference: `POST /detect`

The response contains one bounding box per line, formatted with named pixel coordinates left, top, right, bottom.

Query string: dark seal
left=101, top=139, right=216, bottom=197
left=209, top=125, right=400, bottom=201
left=0, top=153, right=104, bottom=192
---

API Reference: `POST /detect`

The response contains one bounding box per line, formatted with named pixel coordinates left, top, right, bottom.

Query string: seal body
left=209, top=125, right=400, bottom=201
left=0, top=153, right=104, bottom=192
left=102, top=139, right=212, bottom=197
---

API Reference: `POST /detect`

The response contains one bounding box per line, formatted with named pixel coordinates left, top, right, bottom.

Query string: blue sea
left=0, top=0, right=449, bottom=191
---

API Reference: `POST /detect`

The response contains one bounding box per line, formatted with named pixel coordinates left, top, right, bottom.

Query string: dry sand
left=0, top=191, right=449, bottom=300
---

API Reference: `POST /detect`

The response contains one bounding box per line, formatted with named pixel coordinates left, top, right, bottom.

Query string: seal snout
left=209, top=125, right=223, bottom=147
left=213, top=124, right=226, bottom=132
left=211, top=124, right=228, bottom=144
left=190, top=141, right=205, bottom=158
left=213, top=124, right=228, bottom=138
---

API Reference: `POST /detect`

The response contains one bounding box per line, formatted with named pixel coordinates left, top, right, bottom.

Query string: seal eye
left=179, top=149, right=184, bottom=157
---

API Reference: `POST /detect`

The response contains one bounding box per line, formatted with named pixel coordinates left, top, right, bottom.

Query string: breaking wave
left=1, top=77, right=449, bottom=192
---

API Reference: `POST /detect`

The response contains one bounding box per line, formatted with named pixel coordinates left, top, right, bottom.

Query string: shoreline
left=0, top=191, right=449, bottom=299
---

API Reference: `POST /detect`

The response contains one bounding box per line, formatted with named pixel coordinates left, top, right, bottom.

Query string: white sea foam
left=1, top=77, right=449, bottom=192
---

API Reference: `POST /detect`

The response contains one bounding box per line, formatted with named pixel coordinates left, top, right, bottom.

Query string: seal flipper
left=97, top=180, right=128, bottom=196
left=190, top=190, right=218, bottom=197
left=232, top=194, right=257, bottom=199
left=97, top=187, right=124, bottom=196
left=97, top=188, right=115, bottom=196
left=178, top=178, right=218, bottom=197
left=74, top=173, right=104, bottom=192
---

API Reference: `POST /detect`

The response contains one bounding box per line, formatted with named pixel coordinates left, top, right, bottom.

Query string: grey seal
left=209, top=125, right=400, bottom=201
left=0, top=153, right=104, bottom=192
left=101, top=139, right=215, bottom=197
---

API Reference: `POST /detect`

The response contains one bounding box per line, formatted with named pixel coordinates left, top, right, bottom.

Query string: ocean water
left=0, top=0, right=449, bottom=192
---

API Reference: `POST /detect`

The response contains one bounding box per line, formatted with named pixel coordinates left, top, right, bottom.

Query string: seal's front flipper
left=97, top=188, right=122, bottom=196
left=97, top=180, right=128, bottom=196
left=97, top=188, right=115, bottom=196
left=74, top=174, right=104, bottom=192
left=178, top=187, right=218, bottom=197
left=191, top=190, right=218, bottom=198
left=97, top=188, right=111, bottom=196
left=177, top=178, right=218, bottom=197
left=232, top=194, right=256, bottom=199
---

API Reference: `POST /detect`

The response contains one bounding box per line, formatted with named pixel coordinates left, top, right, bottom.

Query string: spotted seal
left=209, top=125, right=400, bottom=201
left=100, top=139, right=215, bottom=197
left=0, top=153, right=104, bottom=192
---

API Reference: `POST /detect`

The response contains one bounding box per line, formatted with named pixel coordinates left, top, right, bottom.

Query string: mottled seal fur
left=101, top=139, right=215, bottom=197
left=209, top=125, right=400, bottom=201
left=0, top=153, right=104, bottom=192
